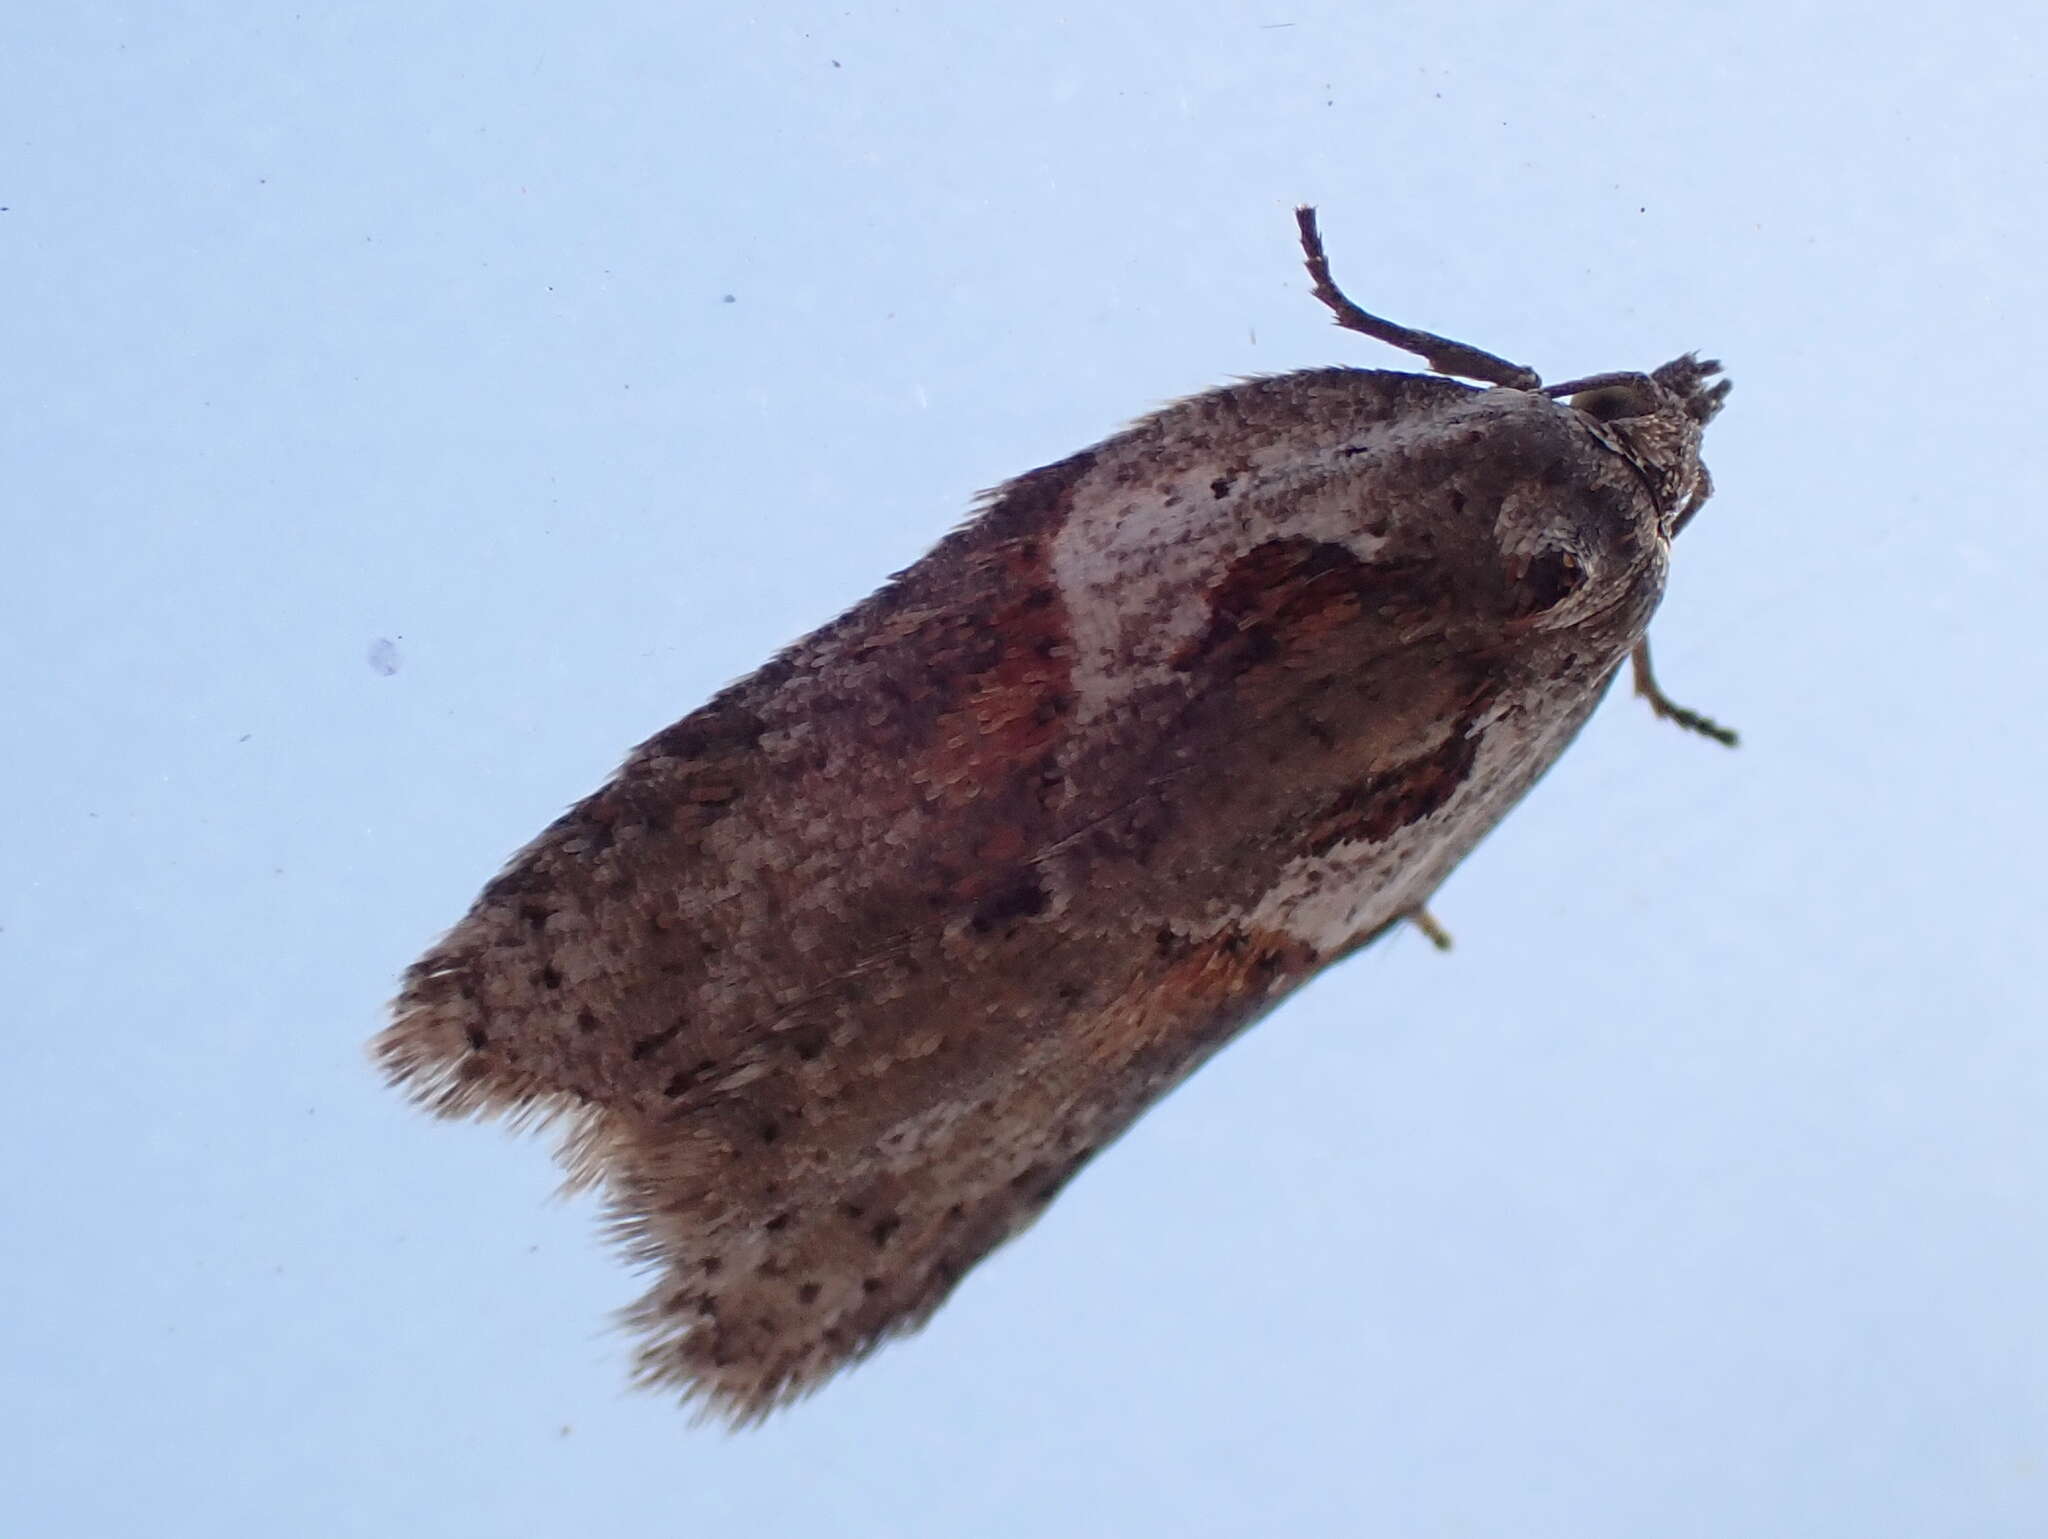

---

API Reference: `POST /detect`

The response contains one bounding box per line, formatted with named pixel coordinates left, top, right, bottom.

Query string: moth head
left=1548, top=355, right=1727, bottom=534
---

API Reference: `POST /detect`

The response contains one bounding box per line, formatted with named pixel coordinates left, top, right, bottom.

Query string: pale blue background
left=8, top=4, right=2046, bottom=1535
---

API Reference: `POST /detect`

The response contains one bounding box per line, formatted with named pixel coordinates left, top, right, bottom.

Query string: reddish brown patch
left=1084, top=923, right=1321, bottom=1071
left=1302, top=713, right=1484, bottom=853
left=1174, top=537, right=1456, bottom=678
left=1173, top=538, right=1362, bottom=674
left=913, top=538, right=1076, bottom=810
left=973, top=825, right=1030, bottom=865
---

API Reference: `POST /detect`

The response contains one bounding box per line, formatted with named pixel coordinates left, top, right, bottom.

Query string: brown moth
left=376, top=207, right=1732, bottom=1423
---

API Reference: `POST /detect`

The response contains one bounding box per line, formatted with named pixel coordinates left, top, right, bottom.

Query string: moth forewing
left=376, top=207, right=1730, bottom=1422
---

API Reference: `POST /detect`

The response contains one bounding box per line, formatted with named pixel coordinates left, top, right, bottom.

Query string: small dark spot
left=797, top=1282, right=822, bottom=1305
left=700, top=1256, right=723, bottom=1276
left=538, top=964, right=562, bottom=990
left=1510, top=547, right=1585, bottom=617
left=764, top=1212, right=793, bottom=1234
left=839, top=1200, right=868, bottom=1221
left=628, top=1024, right=682, bottom=1060
left=1021, top=585, right=1056, bottom=609
left=1209, top=476, right=1234, bottom=499
left=861, top=1277, right=883, bottom=1295
left=787, top=1026, right=828, bottom=1062
left=575, top=1009, right=601, bottom=1033
left=758, top=1120, right=782, bottom=1146
left=943, top=1203, right=965, bottom=1227
left=1448, top=489, right=1467, bottom=515
left=969, top=871, right=1049, bottom=934
left=694, top=1296, right=719, bottom=1318
left=465, top=1026, right=489, bottom=1051
left=869, top=1215, right=901, bottom=1248
left=1154, top=925, right=1179, bottom=954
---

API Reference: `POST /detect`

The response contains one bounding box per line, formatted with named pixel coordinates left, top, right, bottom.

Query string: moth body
left=376, top=211, right=1729, bottom=1421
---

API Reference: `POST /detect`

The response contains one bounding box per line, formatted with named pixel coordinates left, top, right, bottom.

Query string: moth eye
left=1570, top=384, right=1653, bottom=423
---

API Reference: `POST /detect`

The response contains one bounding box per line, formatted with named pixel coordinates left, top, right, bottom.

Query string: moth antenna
left=1543, top=371, right=1647, bottom=398
left=1294, top=205, right=1542, bottom=390
left=1629, top=639, right=1739, bottom=747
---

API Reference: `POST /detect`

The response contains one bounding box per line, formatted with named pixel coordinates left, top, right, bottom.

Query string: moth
left=377, top=207, right=1732, bottom=1423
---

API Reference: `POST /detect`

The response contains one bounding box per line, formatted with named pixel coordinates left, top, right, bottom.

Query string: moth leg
left=1293, top=206, right=1541, bottom=390
left=1404, top=907, right=1454, bottom=951
left=1329, top=905, right=1454, bottom=966
left=1629, top=639, right=1738, bottom=747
